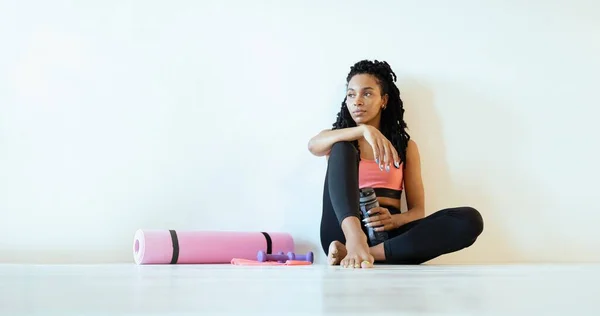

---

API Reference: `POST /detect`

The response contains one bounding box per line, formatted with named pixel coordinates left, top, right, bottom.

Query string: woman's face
left=346, top=74, right=388, bottom=126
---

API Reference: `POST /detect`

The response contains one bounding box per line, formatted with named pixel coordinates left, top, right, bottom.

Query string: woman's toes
left=361, top=260, right=374, bottom=269
left=348, top=258, right=356, bottom=269
left=327, top=250, right=337, bottom=265
left=327, top=241, right=346, bottom=266
left=328, top=256, right=335, bottom=265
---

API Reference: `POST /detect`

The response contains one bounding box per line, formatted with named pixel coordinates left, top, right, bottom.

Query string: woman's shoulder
left=406, top=139, right=420, bottom=162
left=407, top=138, right=418, bottom=151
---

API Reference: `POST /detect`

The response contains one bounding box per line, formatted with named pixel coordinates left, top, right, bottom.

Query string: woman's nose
left=353, top=96, right=364, bottom=106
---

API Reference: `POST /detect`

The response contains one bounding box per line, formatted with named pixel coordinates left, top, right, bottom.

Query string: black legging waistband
left=380, top=204, right=401, bottom=214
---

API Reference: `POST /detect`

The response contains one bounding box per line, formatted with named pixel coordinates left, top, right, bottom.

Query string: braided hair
left=332, top=60, right=410, bottom=166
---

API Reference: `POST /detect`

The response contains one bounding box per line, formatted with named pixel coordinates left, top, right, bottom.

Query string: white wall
left=1, top=0, right=599, bottom=264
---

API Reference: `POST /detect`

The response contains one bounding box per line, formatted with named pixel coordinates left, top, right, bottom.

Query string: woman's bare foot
left=334, top=216, right=374, bottom=268
left=369, top=243, right=386, bottom=261
left=327, top=241, right=347, bottom=265
left=341, top=236, right=374, bottom=269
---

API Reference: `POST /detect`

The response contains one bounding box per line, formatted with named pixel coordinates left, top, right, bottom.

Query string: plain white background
left=1, top=0, right=598, bottom=264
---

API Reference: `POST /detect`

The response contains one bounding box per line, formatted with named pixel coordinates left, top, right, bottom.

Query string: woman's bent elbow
left=307, top=139, right=329, bottom=157
left=307, top=139, right=319, bottom=156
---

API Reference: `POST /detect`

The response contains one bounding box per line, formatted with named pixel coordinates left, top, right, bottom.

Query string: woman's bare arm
left=393, top=139, right=426, bottom=227
left=307, top=126, right=365, bottom=157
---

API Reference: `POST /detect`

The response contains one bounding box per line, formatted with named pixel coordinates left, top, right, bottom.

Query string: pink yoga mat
left=133, top=229, right=295, bottom=264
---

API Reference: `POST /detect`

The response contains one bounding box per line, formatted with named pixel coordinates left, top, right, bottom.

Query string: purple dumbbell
left=287, top=251, right=314, bottom=263
left=257, top=251, right=289, bottom=263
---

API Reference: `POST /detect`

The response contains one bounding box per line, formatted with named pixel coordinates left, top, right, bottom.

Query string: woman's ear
left=382, top=94, right=389, bottom=109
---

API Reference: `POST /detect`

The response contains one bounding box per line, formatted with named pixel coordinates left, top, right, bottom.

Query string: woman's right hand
left=362, top=125, right=400, bottom=171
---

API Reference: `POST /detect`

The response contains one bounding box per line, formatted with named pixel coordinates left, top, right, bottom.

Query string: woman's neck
left=360, top=118, right=381, bottom=130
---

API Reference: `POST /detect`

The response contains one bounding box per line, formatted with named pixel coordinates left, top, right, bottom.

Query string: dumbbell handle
left=257, top=250, right=315, bottom=263
left=257, top=251, right=289, bottom=262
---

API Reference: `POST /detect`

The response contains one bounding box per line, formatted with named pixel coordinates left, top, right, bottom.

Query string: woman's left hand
left=363, top=207, right=397, bottom=231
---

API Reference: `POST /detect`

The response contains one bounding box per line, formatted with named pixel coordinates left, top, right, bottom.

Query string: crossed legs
left=319, top=141, right=484, bottom=265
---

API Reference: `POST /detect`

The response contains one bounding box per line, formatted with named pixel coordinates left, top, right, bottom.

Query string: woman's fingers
left=363, top=213, right=391, bottom=227
left=376, top=140, right=397, bottom=172
left=383, top=142, right=391, bottom=171
left=363, top=215, right=377, bottom=224
left=371, top=139, right=381, bottom=165
left=377, top=139, right=385, bottom=169
left=367, top=218, right=391, bottom=227
left=365, top=208, right=390, bottom=219
left=366, top=207, right=386, bottom=216
left=391, top=144, right=400, bottom=168
left=373, top=223, right=394, bottom=232
left=368, top=134, right=399, bottom=170
left=385, top=141, right=399, bottom=171
left=363, top=214, right=385, bottom=223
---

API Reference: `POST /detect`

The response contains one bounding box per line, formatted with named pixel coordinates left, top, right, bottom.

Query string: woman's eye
left=347, top=94, right=355, bottom=98
left=365, top=93, right=371, bottom=96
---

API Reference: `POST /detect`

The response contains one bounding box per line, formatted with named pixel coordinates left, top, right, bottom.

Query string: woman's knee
left=329, top=141, right=358, bottom=159
left=458, top=206, right=484, bottom=239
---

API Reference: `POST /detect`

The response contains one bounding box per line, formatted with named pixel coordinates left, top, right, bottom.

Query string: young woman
left=308, top=60, right=484, bottom=268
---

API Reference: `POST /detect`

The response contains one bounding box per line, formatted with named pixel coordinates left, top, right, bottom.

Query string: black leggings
left=319, top=141, right=484, bottom=264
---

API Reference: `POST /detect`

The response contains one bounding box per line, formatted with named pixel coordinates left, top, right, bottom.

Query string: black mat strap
left=261, top=232, right=272, bottom=254
left=169, top=230, right=179, bottom=264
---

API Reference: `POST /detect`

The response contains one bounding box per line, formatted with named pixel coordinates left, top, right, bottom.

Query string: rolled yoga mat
left=133, top=229, right=295, bottom=264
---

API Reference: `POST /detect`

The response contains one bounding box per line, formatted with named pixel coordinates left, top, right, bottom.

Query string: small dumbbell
left=257, top=250, right=315, bottom=263
left=257, top=251, right=289, bottom=263
left=287, top=251, right=314, bottom=263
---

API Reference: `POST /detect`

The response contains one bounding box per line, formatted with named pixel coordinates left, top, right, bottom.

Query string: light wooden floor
left=1, top=263, right=599, bottom=315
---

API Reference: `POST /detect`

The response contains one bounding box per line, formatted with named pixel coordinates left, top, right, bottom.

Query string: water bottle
left=359, top=187, right=389, bottom=245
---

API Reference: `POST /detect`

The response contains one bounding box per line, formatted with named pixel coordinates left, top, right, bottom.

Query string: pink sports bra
left=358, top=158, right=404, bottom=193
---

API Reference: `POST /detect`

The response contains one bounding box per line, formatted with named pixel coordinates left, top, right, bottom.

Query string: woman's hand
left=362, top=125, right=400, bottom=171
left=362, top=207, right=397, bottom=231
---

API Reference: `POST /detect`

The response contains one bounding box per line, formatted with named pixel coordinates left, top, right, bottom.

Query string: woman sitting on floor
left=308, top=59, right=484, bottom=268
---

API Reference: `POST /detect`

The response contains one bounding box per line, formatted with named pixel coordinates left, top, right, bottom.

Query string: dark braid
left=332, top=60, right=410, bottom=166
